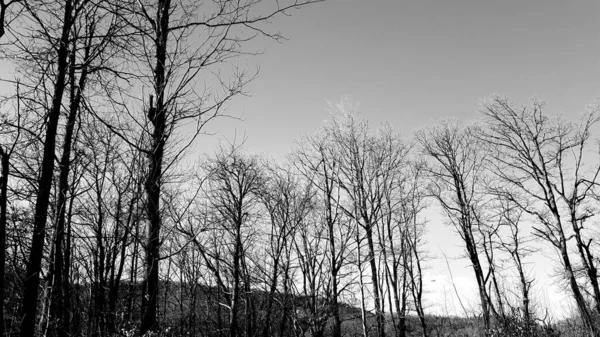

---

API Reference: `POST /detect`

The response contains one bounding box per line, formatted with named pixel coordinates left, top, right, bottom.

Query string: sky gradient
left=209, top=0, right=600, bottom=154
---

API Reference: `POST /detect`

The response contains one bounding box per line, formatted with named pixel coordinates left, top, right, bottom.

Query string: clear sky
left=207, top=0, right=600, bottom=155
left=198, top=0, right=600, bottom=318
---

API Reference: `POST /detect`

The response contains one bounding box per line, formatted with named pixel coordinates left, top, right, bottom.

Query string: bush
left=485, top=312, right=560, bottom=337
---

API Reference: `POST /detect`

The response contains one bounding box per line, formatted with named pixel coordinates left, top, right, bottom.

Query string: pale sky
left=203, top=0, right=600, bottom=318
left=208, top=0, right=600, bottom=155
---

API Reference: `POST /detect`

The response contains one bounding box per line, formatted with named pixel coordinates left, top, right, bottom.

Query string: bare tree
left=258, top=163, right=314, bottom=337
left=0, top=86, right=22, bottom=337
left=187, top=147, right=264, bottom=337
left=92, top=0, right=323, bottom=332
left=375, top=136, right=416, bottom=337
left=481, top=96, right=600, bottom=336
left=291, top=207, right=332, bottom=337
left=403, top=161, right=429, bottom=337
left=0, top=0, right=128, bottom=334
left=8, top=1, right=91, bottom=335
left=46, top=7, right=126, bottom=335
left=318, top=99, right=410, bottom=337
left=416, top=120, right=496, bottom=330
left=493, top=195, right=536, bottom=326
left=293, top=127, right=355, bottom=337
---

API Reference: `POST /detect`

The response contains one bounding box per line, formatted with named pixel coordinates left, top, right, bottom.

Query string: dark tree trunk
left=0, top=148, right=9, bottom=337
left=0, top=1, right=8, bottom=39
left=466, top=234, right=491, bottom=330
left=330, top=267, right=341, bottom=337
left=48, top=36, right=87, bottom=337
left=126, top=223, right=140, bottom=324
left=93, top=192, right=106, bottom=337
left=140, top=0, right=170, bottom=334
left=216, top=274, right=224, bottom=337
left=365, top=225, right=385, bottom=337
left=261, top=257, right=279, bottom=337
left=63, top=195, right=75, bottom=337
left=20, top=1, right=73, bottom=336
left=570, top=212, right=600, bottom=317
left=278, top=271, right=290, bottom=337
left=409, top=233, right=427, bottom=337
left=229, top=229, right=242, bottom=337
left=108, top=193, right=135, bottom=333
left=548, top=193, right=598, bottom=336
left=398, top=251, right=409, bottom=337
left=243, top=271, right=254, bottom=337
left=511, top=248, right=531, bottom=325
left=324, top=172, right=341, bottom=337
left=561, top=242, right=599, bottom=336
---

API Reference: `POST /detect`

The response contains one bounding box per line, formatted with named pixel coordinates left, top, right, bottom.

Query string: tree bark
left=261, top=256, right=279, bottom=337
left=465, top=231, right=491, bottom=329
left=229, top=228, right=241, bottom=337
left=0, top=148, right=9, bottom=337
left=63, top=192, right=75, bottom=337
left=48, top=36, right=87, bottom=337
left=20, top=1, right=73, bottom=335
left=560, top=238, right=599, bottom=336
left=365, top=224, right=385, bottom=337
left=325, top=173, right=341, bottom=337
left=140, top=0, right=170, bottom=333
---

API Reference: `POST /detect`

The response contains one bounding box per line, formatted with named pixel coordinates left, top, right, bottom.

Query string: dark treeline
left=0, top=1, right=600, bottom=337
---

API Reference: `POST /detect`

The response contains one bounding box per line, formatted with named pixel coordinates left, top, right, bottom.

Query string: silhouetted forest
left=0, top=1, right=600, bottom=337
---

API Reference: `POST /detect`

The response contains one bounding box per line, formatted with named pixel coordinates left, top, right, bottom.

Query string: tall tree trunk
left=48, top=36, right=88, bottom=337
left=162, top=254, right=173, bottom=327
left=549, top=196, right=598, bottom=336
left=465, top=236, right=491, bottom=330
left=217, top=269, right=224, bottom=337
left=323, top=164, right=341, bottom=337
left=365, top=225, right=385, bottom=337
left=108, top=194, right=135, bottom=333
left=356, top=229, right=368, bottom=337
left=570, top=214, right=600, bottom=316
left=242, top=261, right=254, bottom=337
left=384, top=268, right=397, bottom=337
left=511, top=249, right=531, bottom=326
left=94, top=194, right=106, bottom=337
left=229, top=228, right=242, bottom=337
left=381, top=223, right=399, bottom=337
left=408, top=231, right=427, bottom=337
left=140, top=0, right=170, bottom=333
left=261, top=257, right=279, bottom=337
left=330, top=263, right=341, bottom=337
left=63, top=194, right=75, bottom=337
left=560, top=241, right=599, bottom=336
left=277, top=266, right=291, bottom=337
left=398, top=243, right=409, bottom=337
left=481, top=231, right=504, bottom=321
left=458, top=183, right=493, bottom=330
left=20, top=1, right=73, bottom=336
left=126, top=221, right=139, bottom=325
left=0, top=148, right=9, bottom=337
